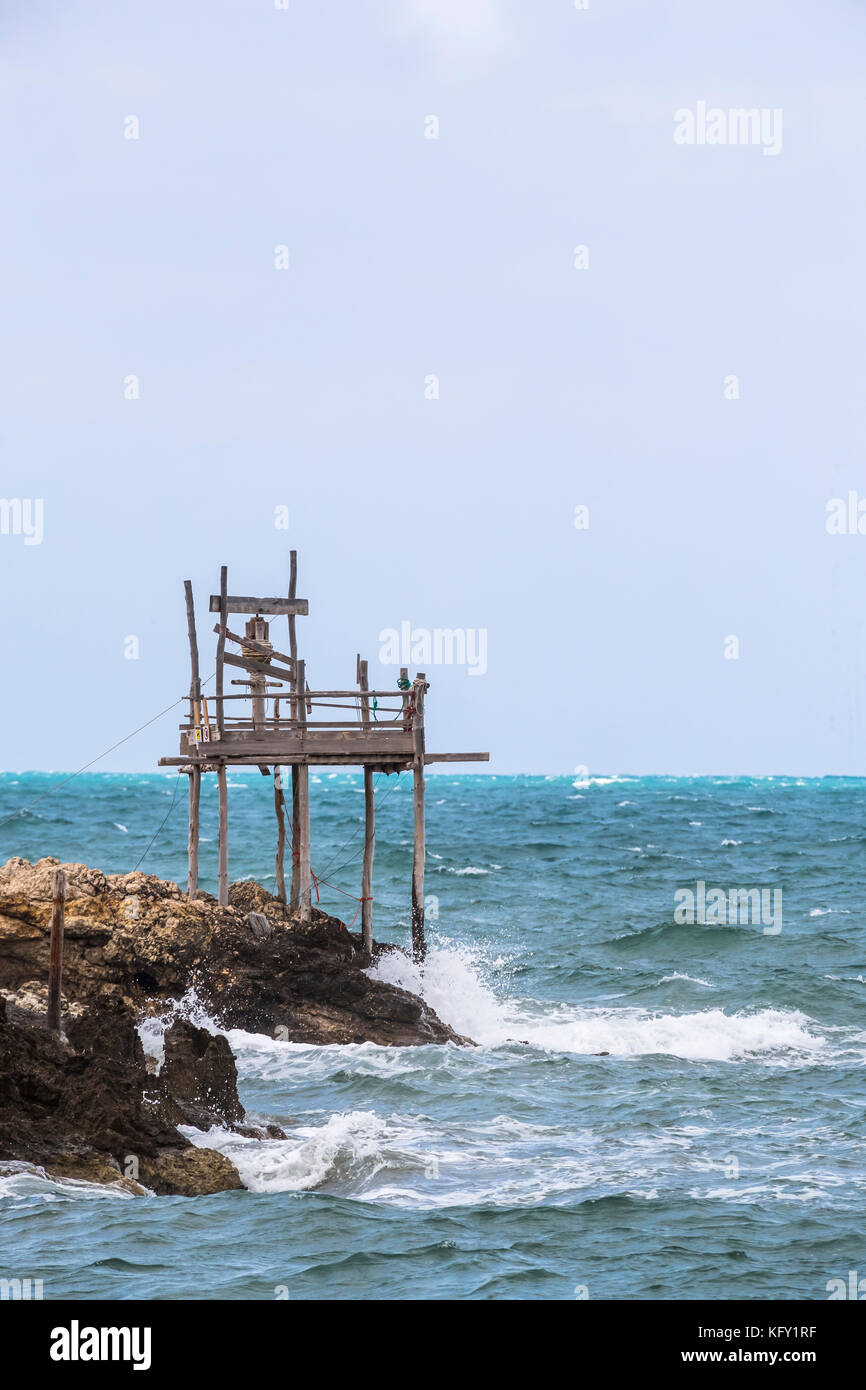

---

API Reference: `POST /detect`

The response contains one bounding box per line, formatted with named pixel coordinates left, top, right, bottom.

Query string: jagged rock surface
left=0, top=995, right=244, bottom=1196
left=0, top=858, right=469, bottom=1046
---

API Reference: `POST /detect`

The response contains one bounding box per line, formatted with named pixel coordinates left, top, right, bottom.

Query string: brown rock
left=0, top=857, right=470, bottom=1046
left=0, top=997, right=245, bottom=1197
left=138, top=1146, right=244, bottom=1197
left=160, top=1019, right=244, bottom=1130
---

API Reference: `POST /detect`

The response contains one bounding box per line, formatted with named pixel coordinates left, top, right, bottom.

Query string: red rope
left=310, top=869, right=372, bottom=930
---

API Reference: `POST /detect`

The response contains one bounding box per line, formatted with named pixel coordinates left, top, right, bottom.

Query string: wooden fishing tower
left=159, top=554, right=488, bottom=960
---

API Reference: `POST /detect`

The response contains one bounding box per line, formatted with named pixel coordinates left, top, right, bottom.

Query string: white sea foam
left=183, top=1112, right=400, bottom=1193
left=658, top=972, right=713, bottom=988
left=183, top=1111, right=592, bottom=1204
left=184, top=1105, right=862, bottom=1210
left=369, top=939, right=507, bottom=1043
left=138, top=989, right=219, bottom=1068
left=438, top=865, right=490, bottom=876
left=142, top=941, right=843, bottom=1078
left=0, top=1162, right=141, bottom=1202
left=367, top=941, right=830, bottom=1064
left=572, top=775, right=635, bottom=789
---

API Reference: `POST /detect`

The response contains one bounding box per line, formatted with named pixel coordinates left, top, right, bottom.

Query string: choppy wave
left=144, top=940, right=854, bottom=1074
left=368, top=941, right=839, bottom=1063
left=0, top=1162, right=140, bottom=1203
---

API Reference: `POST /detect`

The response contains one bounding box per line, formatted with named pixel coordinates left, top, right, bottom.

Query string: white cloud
left=397, top=0, right=515, bottom=77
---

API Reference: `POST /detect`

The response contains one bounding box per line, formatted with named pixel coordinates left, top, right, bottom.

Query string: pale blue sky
left=2, top=0, right=865, bottom=775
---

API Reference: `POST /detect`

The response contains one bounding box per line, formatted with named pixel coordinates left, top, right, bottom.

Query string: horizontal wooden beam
left=424, top=752, right=490, bottom=763
left=213, top=623, right=295, bottom=668
left=162, top=751, right=488, bottom=768
left=218, top=727, right=413, bottom=744
left=223, top=652, right=294, bottom=683
left=161, top=755, right=413, bottom=769
left=180, top=729, right=415, bottom=759
left=209, top=595, right=309, bottom=616
left=297, top=689, right=409, bottom=699
left=190, top=719, right=404, bottom=730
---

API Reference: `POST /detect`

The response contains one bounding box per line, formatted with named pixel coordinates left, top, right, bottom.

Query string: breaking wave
left=367, top=940, right=835, bottom=1064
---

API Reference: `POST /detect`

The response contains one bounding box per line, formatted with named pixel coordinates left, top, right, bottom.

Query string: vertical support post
left=183, top=579, right=202, bottom=723
left=216, top=565, right=227, bottom=739
left=296, top=658, right=311, bottom=920
left=287, top=552, right=301, bottom=910
left=217, top=763, right=229, bottom=906
left=187, top=765, right=201, bottom=898
left=246, top=616, right=271, bottom=731
left=410, top=673, right=428, bottom=962
left=183, top=580, right=202, bottom=899
left=362, top=767, right=375, bottom=955
left=290, top=765, right=301, bottom=911
left=274, top=767, right=287, bottom=903
left=358, top=657, right=374, bottom=955
left=400, top=666, right=410, bottom=728
left=47, top=868, right=66, bottom=1032
left=358, top=654, right=371, bottom=732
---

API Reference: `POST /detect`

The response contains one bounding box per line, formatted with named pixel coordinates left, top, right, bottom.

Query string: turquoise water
left=1, top=771, right=865, bottom=1301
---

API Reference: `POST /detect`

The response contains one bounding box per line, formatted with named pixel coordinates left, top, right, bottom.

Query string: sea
left=1, top=770, right=864, bottom=1301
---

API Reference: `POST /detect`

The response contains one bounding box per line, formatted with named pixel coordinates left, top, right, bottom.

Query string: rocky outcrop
left=160, top=1019, right=244, bottom=1130
left=0, top=855, right=469, bottom=1196
left=0, top=995, right=244, bottom=1196
left=0, top=858, right=468, bottom=1046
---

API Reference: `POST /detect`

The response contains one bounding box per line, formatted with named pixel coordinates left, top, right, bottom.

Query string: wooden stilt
left=362, top=766, right=375, bottom=955
left=217, top=762, right=229, bottom=906
left=187, top=765, right=201, bottom=897
left=216, top=565, right=227, bottom=739
left=183, top=580, right=202, bottom=898
left=47, top=868, right=66, bottom=1032
left=274, top=767, right=287, bottom=903
left=290, top=768, right=300, bottom=910
left=410, top=673, right=428, bottom=962
left=287, top=552, right=300, bottom=910
left=357, top=656, right=375, bottom=955
left=297, top=766, right=311, bottom=920
left=400, top=665, right=410, bottom=728
left=296, top=659, right=311, bottom=920
left=287, top=551, right=298, bottom=667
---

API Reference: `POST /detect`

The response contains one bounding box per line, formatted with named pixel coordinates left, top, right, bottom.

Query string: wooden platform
left=161, top=557, right=488, bottom=961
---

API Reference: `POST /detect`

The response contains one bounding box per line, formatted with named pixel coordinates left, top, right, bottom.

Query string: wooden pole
left=358, top=657, right=374, bottom=955
left=47, top=868, right=66, bottom=1032
left=296, top=658, right=311, bottom=920
left=400, top=666, right=410, bottom=728
left=362, top=767, right=375, bottom=955
left=290, top=765, right=301, bottom=910
left=245, top=616, right=271, bottom=730
left=183, top=580, right=202, bottom=898
left=216, top=565, right=227, bottom=739
left=187, top=765, right=201, bottom=898
left=297, top=763, right=310, bottom=920
left=288, top=552, right=301, bottom=910
left=184, top=579, right=201, bottom=711
left=410, top=674, right=428, bottom=962
left=217, top=763, right=229, bottom=906
left=274, top=767, right=287, bottom=903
